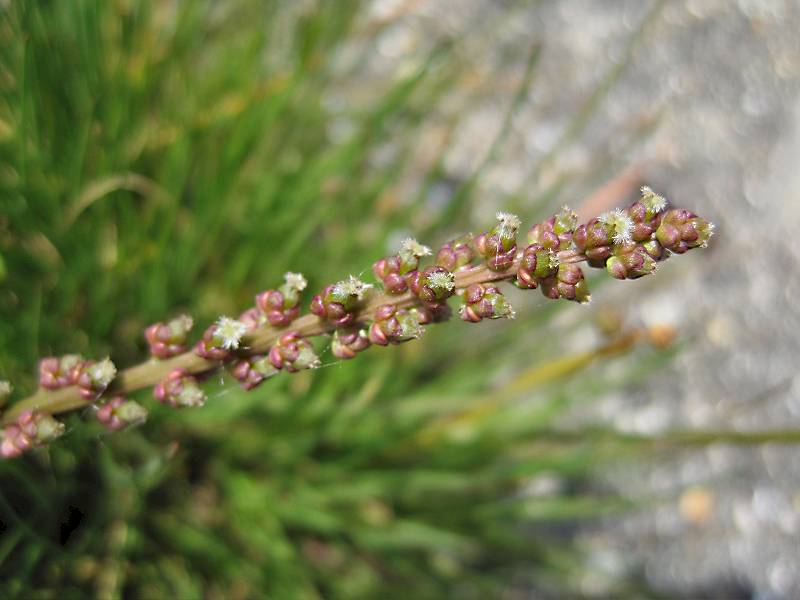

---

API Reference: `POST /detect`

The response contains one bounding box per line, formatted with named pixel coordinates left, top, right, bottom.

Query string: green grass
left=0, top=1, right=685, bottom=598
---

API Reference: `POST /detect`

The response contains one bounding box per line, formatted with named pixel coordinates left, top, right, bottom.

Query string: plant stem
left=2, top=261, right=525, bottom=424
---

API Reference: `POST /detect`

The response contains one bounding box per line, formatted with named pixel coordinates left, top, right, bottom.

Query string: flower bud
left=606, top=243, right=658, bottom=280
left=540, top=263, right=590, bottom=304
left=145, top=314, right=193, bottom=359
left=96, top=396, right=147, bottom=431
left=527, top=206, right=577, bottom=250
left=331, top=327, right=370, bottom=360
left=255, top=272, right=306, bottom=327
left=436, top=235, right=474, bottom=272
left=75, top=357, right=117, bottom=400
left=516, top=244, right=559, bottom=289
left=39, top=354, right=83, bottom=390
left=475, top=212, right=521, bottom=271
left=231, top=355, right=279, bottom=390
left=310, top=276, right=372, bottom=326
left=1, top=410, right=65, bottom=459
left=460, top=284, right=515, bottom=322
left=153, top=368, right=206, bottom=408
left=195, top=316, right=249, bottom=360
left=656, top=209, right=715, bottom=254
left=268, top=332, right=321, bottom=372
left=238, top=307, right=266, bottom=331
left=407, top=266, right=455, bottom=309
left=372, top=255, right=408, bottom=294
left=368, top=304, right=424, bottom=346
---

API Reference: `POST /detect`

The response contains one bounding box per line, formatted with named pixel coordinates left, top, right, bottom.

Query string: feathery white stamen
left=427, top=270, right=455, bottom=292
left=399, top=238, right=432, bottom=262
left=284, top=271, right=308, bottom=291
left=89, top=358, right=116, bottom=387
left=599, top=208, right=634, bottom=244
left=333, top=275, right=373, bottom=301
left=547, top=251, right=561, bottom=269
left=640, top=186, right=667, bottom=213
left=496, top=211, right=521, bottom=234
left=0, top=380, right=12, bottom=397
left=215, top=316, right=248, bottom=350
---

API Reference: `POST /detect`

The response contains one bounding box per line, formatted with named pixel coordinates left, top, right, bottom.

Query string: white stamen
left=0, top=381, right=13, bottom=397
left=599, top=208, right=634, bottom=244
left=427, top=270, right=455, bottom=292
left=399, top=238, right=432, bottom=262
left=284, top=272, right=308, bottom=291
left=640, top=186, right=668, bottom=213
left=215, top=316, right=248, bottom=350
left=496, top=211, right=521, bottom=234
left=332, top=275, right=373, bottom=301
left=89, top=358, right=116, bottom=387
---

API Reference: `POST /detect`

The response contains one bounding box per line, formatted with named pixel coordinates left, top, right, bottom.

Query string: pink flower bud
left=145, top=315, right=193, bottom=359
left=1, top=410, right=65, bottom=459
left=153, top=369, right=206, bottom=408
left=96, top=396, right=147, bottom=431
left=39, top=354, right=83, bottom=390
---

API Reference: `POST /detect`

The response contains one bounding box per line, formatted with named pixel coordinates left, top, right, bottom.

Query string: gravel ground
left=364, top=0, right=800, bottom=596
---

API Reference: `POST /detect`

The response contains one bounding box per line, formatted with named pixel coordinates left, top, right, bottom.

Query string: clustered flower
left=96, top=396, right=148, bottom=431
left=39, top=354, right=84, bottom=390
left=460, top=283, right=515, bottom=322
left=1, top=186, right=714, bottom=460
left=195, top=316, right=249, bottom=360
left=373, top=238, right=432, bottom=294
left=153, top=368, right=207, bottom=408
left=231, top=355, right=279, bottom=391
left=331, top=327, right=370, bottom=360
left=39, top=355, right=117, bottom=399
left=268, top=332, right=321, bottom=372
left=368, top=304, right=424, bottom=346
left=253, top=272, right=307, bottom=327
left=145, top=315, right=194, bottom=359
left=436, top=235, right=474, bottom=272
left=311, top=275, right=373, bottom=327
left=407, top=266, right=456, bottom=309
left=474, top=212, right=522, bottom=271
left=1, top=410, right=64, bottom=458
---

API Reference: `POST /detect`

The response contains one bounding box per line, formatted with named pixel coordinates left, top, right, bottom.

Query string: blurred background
left=1, top=0, right=799, bottom=598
